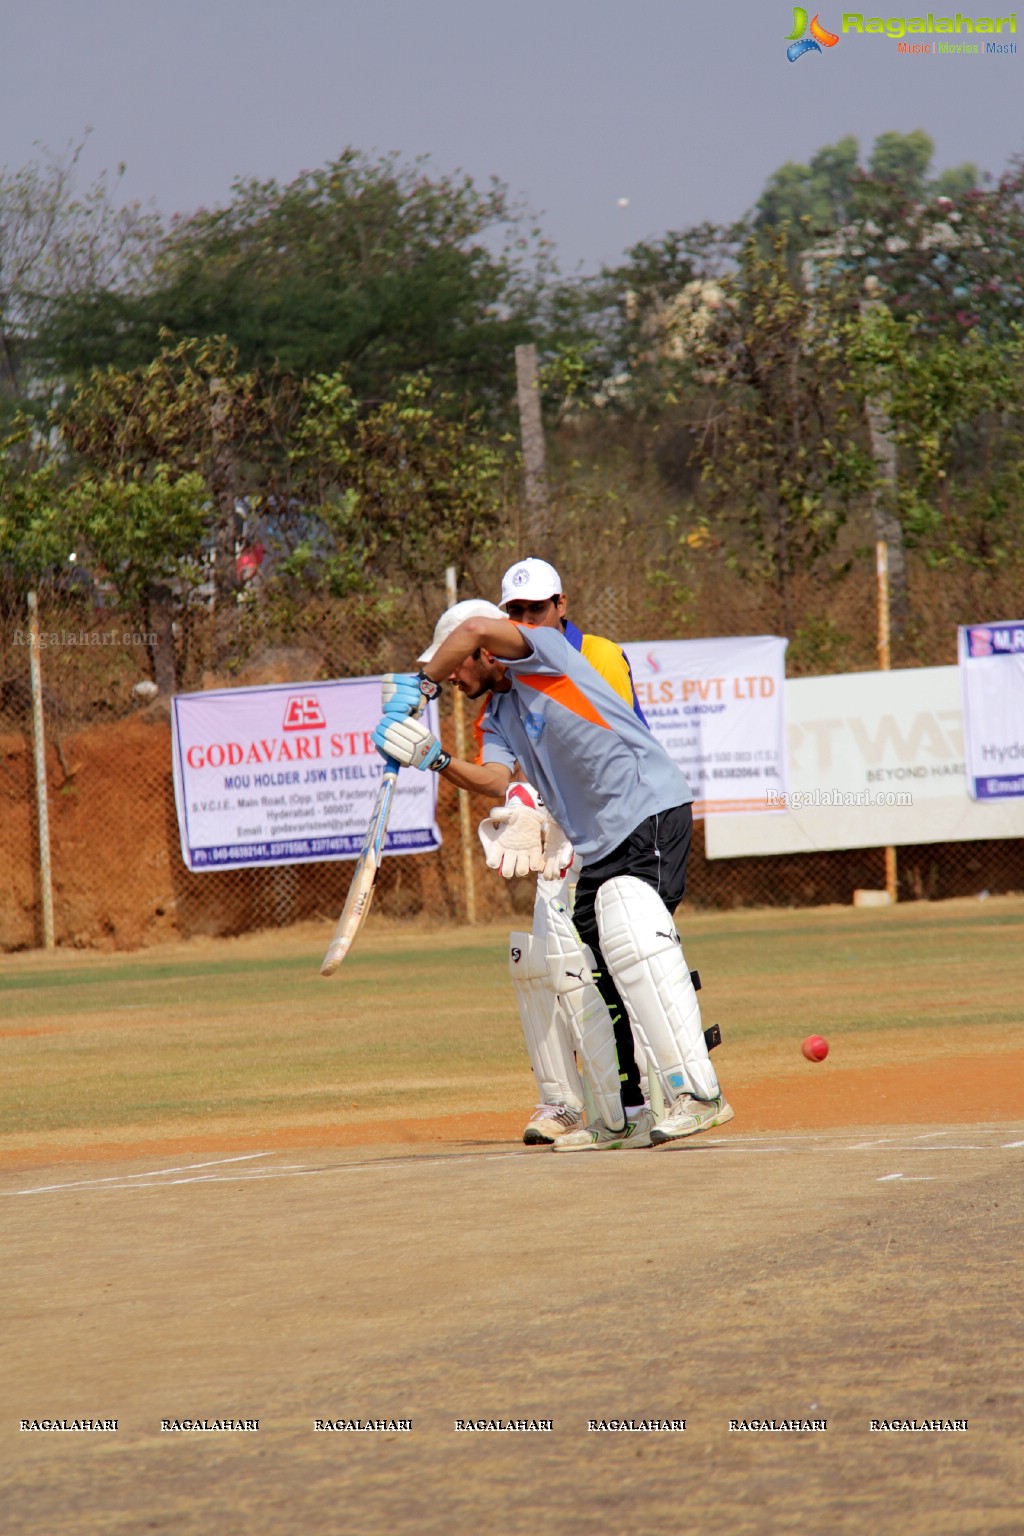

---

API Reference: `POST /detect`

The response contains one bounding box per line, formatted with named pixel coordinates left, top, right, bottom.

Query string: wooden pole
left=876, top=539, right=891, bottom=672
left=514, top=343, right=549, bottom=552
left=446, top=567, right=477, bottom=924
left=876, top=541, right=897, bottom=904
left=27, top=591, right=55, bottom=950
left=861, top=285, right=909, bottom=640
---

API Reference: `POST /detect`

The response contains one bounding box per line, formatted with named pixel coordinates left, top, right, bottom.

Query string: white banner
left=959, top=621, right=1024, bottom=800
left=705, top=666, right=1024, bottom=859
left=623, top=636, right=788, bottom=817
left=171, top=680, right=441, bottom=872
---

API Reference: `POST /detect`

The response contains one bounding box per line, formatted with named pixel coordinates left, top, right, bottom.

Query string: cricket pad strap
left=536, top=897, right=625, bottom=1130
left=509, top=931, right=583, bottom=1111
left=596, top=876, right=720, bottom=1103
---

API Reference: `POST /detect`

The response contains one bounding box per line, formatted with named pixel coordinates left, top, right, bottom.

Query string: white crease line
left=11, top=1166, right=312, bottom=1195
left=83, top=1157, right=524, bottom=1190
left=878, top=1173, right=936, bottom=1182
left=895, top=1145, right=986, bottom=1153
left=6, top=1151, right=525, bottom=1196
left=7, top=1152, right=275, bottom=1196
left=124, top=1167, right=311, bottom=1188
left=717, top=1133, right=828, bottom=1144
left=699, top=1144, right=795, bottom=1153
left=130, top=1153, right=276, bottom=1176
left=7, top=1133, right=1020, bottom=1199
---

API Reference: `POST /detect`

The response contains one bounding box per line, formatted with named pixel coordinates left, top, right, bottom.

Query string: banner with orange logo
left=622, top=636, right=789, bottom=817
left=171, top=680, right=441, bottom=872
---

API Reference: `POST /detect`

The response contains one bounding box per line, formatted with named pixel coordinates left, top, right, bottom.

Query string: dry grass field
left=2, top=897, right=1023, bottom=1534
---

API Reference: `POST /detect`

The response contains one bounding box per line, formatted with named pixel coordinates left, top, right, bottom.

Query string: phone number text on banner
left=171, top=680, right=441, bottom=872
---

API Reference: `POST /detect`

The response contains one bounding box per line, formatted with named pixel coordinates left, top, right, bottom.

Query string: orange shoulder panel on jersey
left=515, top=672, right=612, bottom=730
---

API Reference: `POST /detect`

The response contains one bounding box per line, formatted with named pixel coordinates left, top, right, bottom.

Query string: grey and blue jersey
left=480, top=625, right=692, bottom=861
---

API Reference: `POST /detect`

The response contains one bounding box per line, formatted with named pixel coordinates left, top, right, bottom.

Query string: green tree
left=0, top=418, right=71, bottom=614
left=40, top=150, right=552, bottom=419
left=867, top=129, right=935, bottom=195
left=753, top=136, right=860, bottom=241
left=34, top=335, right=510, bottom=641
left=686, top=232, right=871, bottom=632
left=538, top=222, right=739, bottom=419
left=63, top=468, right=211, bottom=617
left=59, top=335, right=284, bottom=608
left=808, top=154, right=1024, bottom=340
left=847, top=304, right=1024, bottom=567
left=753, top=131, right=978, bottom=258
left=287, top=372, right=509, bottom=601
left=0, top=137, right=160, bottom=415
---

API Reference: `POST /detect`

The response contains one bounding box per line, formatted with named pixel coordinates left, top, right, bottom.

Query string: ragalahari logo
left=786, top=7, right=840, bottom=59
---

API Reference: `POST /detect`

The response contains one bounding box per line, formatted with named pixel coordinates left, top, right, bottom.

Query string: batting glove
left=477, top=783, right=548, bottom=879
left=380, top=671, right=440, bottom=719
left=372, top=714, right=450, bottom=772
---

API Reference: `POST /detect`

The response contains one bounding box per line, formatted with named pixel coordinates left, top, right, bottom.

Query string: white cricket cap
left=417, top=599, right=507, bottom=663
left=499, top=557, right=564, bottom=608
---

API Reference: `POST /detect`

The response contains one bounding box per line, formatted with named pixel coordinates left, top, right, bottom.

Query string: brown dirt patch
left=4, top=1116, right=1021, bottom=1536
left=3, top=1048, right=1021, bottom=1174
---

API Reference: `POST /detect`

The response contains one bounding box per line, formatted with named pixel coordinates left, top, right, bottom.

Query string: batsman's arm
left=372, top=714, right=512, bottom=799
left=436, top=755, right=512, bottom=799
left=421, top=616, right=530, bottom=680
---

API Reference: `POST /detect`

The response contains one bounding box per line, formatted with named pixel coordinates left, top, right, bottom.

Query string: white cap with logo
left=417, top=598, right=507, bottom=663
left=499, top=557, right=564, bottom=608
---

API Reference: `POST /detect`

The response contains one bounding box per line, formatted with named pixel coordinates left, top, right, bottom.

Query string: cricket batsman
left=475, top=558, right=654, bottom=1145
left=372, top=601, right=733, bottom=1151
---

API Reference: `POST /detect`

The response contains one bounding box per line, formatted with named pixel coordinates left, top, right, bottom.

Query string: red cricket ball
left=802, top=1034, right=830, bottom=1062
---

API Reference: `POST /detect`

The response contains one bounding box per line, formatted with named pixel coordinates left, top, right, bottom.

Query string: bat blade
left=320, top=759, right=398, bottom=976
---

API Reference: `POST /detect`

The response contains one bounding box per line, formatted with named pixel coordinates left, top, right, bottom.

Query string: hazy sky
left=5, top=0, right=1022, bottom=274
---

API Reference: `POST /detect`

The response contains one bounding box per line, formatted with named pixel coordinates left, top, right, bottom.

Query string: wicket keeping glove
left=478, top=783, right=574, bottom=881
left=380, top=671, right=440, bottom=719
left=540, top=815, right=575, bottom=882
left=373, top=714, right=450, bottom=773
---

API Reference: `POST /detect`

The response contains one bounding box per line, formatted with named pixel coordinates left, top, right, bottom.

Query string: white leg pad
left=536, top=898, right=625, bottom=1130
left=509, top=931, right=584, bottom=1111
left=596, top=876, right=720, bottom=1102
left=629, top=1024, right=652, bottom=1107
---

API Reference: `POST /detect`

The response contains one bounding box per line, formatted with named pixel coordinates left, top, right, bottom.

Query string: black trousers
left=571, top=803, right=693, bottom=1106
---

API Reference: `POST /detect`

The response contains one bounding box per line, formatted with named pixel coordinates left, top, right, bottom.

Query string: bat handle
left=382, top=755, right=400, bottom=773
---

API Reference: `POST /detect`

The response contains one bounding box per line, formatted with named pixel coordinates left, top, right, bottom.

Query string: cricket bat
left=319, top=755, right=399, bottom=976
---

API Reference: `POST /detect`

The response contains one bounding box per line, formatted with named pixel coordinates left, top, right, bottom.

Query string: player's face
left=448, top=649, right=508, bottom=699
left=503, top=593, right=567, bottom=628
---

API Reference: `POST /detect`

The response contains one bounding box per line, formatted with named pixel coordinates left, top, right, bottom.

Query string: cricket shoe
left=650, top=1093, right=734, bottom=1145
left=551, top=1107, right=654, bottom=1152
left=522, top=1103, right=584, bottom=1145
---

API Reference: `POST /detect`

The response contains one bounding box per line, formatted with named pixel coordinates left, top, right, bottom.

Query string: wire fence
left=2, top=544, right=1023, bottom=953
